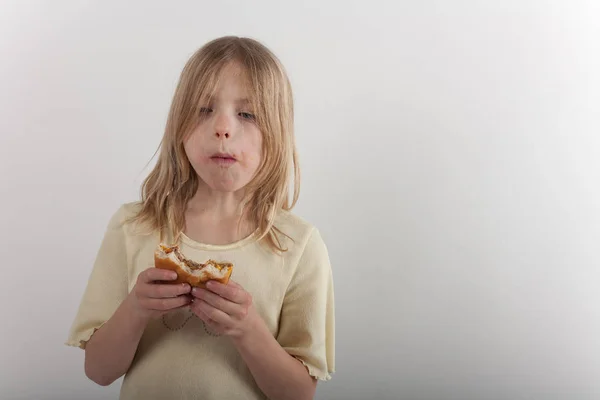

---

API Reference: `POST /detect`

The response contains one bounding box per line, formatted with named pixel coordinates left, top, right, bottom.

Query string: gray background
left=1, top=0, right=599, bottom=399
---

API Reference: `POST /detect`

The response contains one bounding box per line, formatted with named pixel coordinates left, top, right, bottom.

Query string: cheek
left=245, top=130, right=263, bottom=167
left=184, top=132, right=208, bottom=165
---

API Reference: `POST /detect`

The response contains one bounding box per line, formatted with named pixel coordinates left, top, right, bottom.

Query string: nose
left=214, top=112, right=232, bottom=139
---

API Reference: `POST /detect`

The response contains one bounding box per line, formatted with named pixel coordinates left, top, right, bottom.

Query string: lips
left=211, top=152, right=236, bottom=160
left=210, top=152, right=237, bottom=166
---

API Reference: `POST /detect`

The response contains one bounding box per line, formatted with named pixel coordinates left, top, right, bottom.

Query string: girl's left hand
left=190, top=280, right=258, bottom=338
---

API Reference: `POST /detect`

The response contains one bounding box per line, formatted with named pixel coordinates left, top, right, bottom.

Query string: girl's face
left=184, top=63, right=263, bottom=193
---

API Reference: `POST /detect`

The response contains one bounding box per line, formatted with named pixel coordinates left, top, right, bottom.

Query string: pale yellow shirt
left=65, top=202, right=335, bottom=400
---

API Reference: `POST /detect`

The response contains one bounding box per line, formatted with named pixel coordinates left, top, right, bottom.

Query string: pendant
left=161, top=308, right=222, bottom=337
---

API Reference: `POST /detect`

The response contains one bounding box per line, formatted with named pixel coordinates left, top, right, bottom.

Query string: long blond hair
left=129, top=36, right=300, bottom=253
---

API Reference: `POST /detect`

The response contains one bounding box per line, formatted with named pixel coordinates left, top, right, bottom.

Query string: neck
left=188, top=184, right=248, bottom=221
left=183, top=182, right=256, bottom=245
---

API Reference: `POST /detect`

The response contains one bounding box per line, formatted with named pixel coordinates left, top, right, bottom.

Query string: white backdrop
left=1, top=1, right=599, bottom=399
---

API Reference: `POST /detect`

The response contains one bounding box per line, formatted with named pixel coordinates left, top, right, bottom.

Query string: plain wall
left=1, top=1, right=599, bottom=399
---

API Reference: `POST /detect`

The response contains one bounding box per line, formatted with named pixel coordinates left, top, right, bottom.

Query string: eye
left=239, top=112, right=256, bottom=121
left=199, top=107, right=213, bottom=114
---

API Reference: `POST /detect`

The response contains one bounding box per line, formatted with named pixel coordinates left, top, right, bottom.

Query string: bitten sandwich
left=154, top=243, right=233, bottom=287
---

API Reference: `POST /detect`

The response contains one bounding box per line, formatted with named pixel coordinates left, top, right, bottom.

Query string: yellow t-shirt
left=65, top=202, right=335, bottom=400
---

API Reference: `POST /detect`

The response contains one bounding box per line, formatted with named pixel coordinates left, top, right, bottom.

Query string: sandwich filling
left=157, top=244, right=232, bottom=279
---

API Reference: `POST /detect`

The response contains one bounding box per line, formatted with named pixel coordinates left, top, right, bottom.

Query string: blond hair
left=129, top=36, right=300, bottom=253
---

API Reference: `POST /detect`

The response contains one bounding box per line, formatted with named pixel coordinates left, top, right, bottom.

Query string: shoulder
left=273, top=209, right=314, bottom=240
left=273, top=210, right=330, bottom=265
left=102, top=201, right=159, bottom=262
left=104, top=201, right=155, bottom=242
left=111, top=201, right=143, bottom=223
left=106, top=201, right=145, bottom=231
left=273, top=209, right=320, bottom=249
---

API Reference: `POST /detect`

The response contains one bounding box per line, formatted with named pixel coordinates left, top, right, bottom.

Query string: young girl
left=66, top=36, right=335, bottom=400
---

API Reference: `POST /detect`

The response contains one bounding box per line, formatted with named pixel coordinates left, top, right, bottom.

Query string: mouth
left=210, top=152, right=237, bottom=166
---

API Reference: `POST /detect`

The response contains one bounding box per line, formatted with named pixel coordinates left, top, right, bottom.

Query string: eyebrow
left=209, top=97, right=251, bottom=105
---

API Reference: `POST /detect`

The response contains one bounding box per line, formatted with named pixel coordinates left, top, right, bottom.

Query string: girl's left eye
left=239, top=112, right=256, bottom=121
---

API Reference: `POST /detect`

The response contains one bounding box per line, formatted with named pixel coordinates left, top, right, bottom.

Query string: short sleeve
left=277, top=228, right=335, bottom=381
left=65, top=205, right=130, bottom=349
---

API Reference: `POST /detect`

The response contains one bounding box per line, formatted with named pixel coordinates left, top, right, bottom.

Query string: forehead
left=212, top=62, right=251, bottom=98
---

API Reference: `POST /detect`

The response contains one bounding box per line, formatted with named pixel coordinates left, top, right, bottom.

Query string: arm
left=84, top=295, right=148, bottom=386
left=231, top=313, right=317, bottom=400
left=84, top=269, right=191, bottom=386
left=66, top=206, right=189, bottom=385
left=192, top=282, right=317, bottom=400
left=190, top=228, right=334, bottom=399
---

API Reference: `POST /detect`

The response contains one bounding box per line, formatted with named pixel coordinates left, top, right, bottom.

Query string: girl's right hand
left=129, top=268, right=192, bottom=320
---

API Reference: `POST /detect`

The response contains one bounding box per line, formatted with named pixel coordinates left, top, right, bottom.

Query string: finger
left=191, top=299, right=230, bottom=325
left=193, top=305, right=212, bottom=323
left=174, top=296, right=194, bottom=310
left=142, top=295, right=192, bottom=311
left=193, top=307, right=223, bottom=334
left=204, top=281, right=248, bottom=304
left=192, top=288, right=239, bottom=315
left=139, top=282, right=191, bottom=299
left=140, top=267, right=178, bottom=283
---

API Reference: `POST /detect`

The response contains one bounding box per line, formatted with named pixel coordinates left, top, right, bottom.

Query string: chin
left=194, top=166, right=256, bottom=194
left=203, top=178, right=248, bottom=193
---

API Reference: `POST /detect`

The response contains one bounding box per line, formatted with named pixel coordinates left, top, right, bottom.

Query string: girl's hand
left=129, top=268, right=193, bottom=321
left=190, top=280, right=257, bottom=338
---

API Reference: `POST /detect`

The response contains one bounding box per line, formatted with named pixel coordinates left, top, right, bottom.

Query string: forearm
left=84, top=295, right=149, bottom=386
left=232, top=318, right=317, bottom=400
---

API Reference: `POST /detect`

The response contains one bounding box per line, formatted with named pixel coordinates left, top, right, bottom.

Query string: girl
left=66, top=36, right=335, bottom=400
